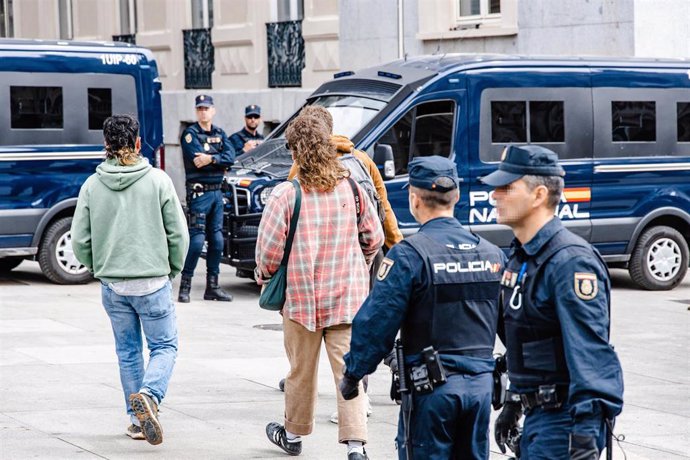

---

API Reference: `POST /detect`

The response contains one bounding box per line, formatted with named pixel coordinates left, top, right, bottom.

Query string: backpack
left=339, top=153, right=386, bottom=223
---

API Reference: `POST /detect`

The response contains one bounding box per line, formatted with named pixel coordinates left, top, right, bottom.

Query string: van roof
left=386, top=53, right=690, bottom=75
left=0, top=38, right=143, bottom=53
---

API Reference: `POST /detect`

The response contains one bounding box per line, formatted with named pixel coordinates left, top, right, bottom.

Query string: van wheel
left=629, top=226, right=688, bottom=290
left=38, top=217, right=92, bottom=285
left=0, top=257, right=23, bottom=272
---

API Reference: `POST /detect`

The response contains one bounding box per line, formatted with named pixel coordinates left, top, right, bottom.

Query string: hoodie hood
left=331, top=134, right=354, bottom=155
left=96, top=157, right=152, bottom=191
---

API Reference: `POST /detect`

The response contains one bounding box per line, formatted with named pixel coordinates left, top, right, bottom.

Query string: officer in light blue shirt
left=341, top=156, right=506, bottom=460
left=482, top=145, right=624, bottom=460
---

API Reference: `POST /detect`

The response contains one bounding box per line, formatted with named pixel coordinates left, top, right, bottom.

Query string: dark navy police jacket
left=181, top=122, right=236, bottom=184
left=229, top=127, right=264, bottom=153
left=345, top=217, right=506, bottom=380
left=500, top=217, right=624, bottom=437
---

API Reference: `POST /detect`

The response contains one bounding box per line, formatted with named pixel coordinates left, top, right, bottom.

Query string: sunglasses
left=246, top=115, right=260, bottom=120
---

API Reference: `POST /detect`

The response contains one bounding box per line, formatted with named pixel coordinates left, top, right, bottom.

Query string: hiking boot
left=126, top=424, right=145, bottom=440
left=203, top=275, right=233, bottom=301
left=129, top=393, right=163, bottom=445
left=178, top=275, right=191, bottom=303
left=348, top=449, right=369, bottom=460
left=266, top=422, right=301, bottom=456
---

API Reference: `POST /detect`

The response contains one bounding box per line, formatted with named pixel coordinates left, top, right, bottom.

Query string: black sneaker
left=129, top=393, right=163, bottom=446
left=266, top=422, right=302, bottom=456
left=348, top=449, right=369, bottom=460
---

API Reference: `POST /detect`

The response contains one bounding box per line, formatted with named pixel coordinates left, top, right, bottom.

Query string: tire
left=38, top=217, right=92, bottom=284
left=0, top=257, right=23, bottom=272
left=629, top=225, right=689, bottom=290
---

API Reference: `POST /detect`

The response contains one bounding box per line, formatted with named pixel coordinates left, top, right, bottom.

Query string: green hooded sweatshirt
left=71, top=158, right=189, bottom=282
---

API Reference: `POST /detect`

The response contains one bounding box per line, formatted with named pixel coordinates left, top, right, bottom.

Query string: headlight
left=259, top=186, right=275, bottom=206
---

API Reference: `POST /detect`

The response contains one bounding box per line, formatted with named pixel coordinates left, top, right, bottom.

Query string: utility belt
left=515, top=384, right=568, bottom=410
left=408, top=346, right=449, bottom=395
left=186, top=182, right=222, bottom=193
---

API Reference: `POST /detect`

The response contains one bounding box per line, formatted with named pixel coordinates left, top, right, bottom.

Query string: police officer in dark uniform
left=178, top=95, right=235, bottom=303
left=481, top=145, right=624, bottom=460
left=340, top=156, right=506, bottom=460
left=229, top=104, right=264, bottom=154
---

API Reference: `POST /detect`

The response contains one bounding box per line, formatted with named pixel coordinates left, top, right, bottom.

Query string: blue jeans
left=182, top=189, right=224, bottom=277
left=396, top=372, right=492, bottom=460
left=101, top=281, right=178, bottom=417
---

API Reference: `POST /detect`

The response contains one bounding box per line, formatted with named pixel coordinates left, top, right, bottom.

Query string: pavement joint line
left=624, top=370, right=690, bottom=385
left=1, top=412, right=110, bottom=459
left=54, top=436, right=110, bottom=460
left=623, top=402, right=690, bottom=419
left=618, top=439, right=690, bottom=458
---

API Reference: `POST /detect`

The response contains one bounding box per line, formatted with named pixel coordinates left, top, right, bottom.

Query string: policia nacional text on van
left=341, top=156, right=506, bottom=459
left=483, top=146, right=624, bottom=460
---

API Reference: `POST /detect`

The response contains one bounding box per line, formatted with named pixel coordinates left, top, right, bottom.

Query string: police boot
left=178, top=275, right=192, bottom=303
left=204, top=275, right=233, bottom=302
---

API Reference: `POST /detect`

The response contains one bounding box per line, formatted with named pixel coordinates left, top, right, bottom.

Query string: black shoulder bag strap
left=346, top=176, right=362, bottom=224
left=280, top=179, right=302, bottom=266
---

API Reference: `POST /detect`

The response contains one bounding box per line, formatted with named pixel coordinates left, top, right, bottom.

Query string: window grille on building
left=183, top=28, right=214, bottom=89
left=266, top=20, right=305, bottom=88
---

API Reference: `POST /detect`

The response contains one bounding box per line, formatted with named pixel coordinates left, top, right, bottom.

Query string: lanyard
left=509, top=262, right=528, bottom=310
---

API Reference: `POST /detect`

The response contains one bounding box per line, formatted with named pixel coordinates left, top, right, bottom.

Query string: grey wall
left=419, top=0, right=635, bottom=56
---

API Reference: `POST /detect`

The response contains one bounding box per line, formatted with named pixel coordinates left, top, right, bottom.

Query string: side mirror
left=374, top=144, right=396, bottom=180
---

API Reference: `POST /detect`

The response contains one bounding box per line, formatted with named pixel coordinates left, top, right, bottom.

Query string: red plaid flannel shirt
left=255, top=179, right=384, bottom=331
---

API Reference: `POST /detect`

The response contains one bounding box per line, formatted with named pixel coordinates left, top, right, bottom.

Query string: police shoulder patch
left=377, top=257, right=395, bottom=281
left=574, top=272, right=598, bottom=300
left=185, top=133, right=193, bottom=143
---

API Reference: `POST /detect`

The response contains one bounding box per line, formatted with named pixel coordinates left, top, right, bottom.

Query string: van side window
left=410, top=100, right=455, bottom=160
left=611, top=101, right=656, bottom=142
left=373, top=100, right=455, bottom=175
left=490, top=100, right=564, bottom=144
left=678, top=102, right=690, bottom=142
left=88, top=88, right=112, bottom=130
left=491, top=101, right=526, bottom=142
left=530, top=101, right=564, bottom=142
left=10, top=86, right=63, bottom=129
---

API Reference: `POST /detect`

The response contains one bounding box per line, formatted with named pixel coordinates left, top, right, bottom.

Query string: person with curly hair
left=256, top=113, right=384, bottom=459
left=71, top=114, right=189, bottom=446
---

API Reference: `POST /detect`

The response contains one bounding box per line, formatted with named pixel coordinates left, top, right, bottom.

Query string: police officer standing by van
left=481, top=145, right=624, bottom=459
left=340, top=156, right=506, bottom=459
left=178, top=95, right=235, bottom=303
left=229, top=104, right=264, bottom=153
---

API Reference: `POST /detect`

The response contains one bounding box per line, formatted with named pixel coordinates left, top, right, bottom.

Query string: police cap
left=245, top=104, right=261, bottom=117
left=195, top=94, right=214, bottom=108
left=405, top=156, right=459, bottom=192
left=480, top=145, right=565, bottom=187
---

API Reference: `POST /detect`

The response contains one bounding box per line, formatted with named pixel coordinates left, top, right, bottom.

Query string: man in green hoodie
left=71, top=114, right=189, bottom=446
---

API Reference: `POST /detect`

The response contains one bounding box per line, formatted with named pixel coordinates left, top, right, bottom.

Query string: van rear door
left=465, top=67, right=594, bottom=248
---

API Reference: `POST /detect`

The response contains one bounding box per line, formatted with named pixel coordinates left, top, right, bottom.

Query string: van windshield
left=269, top=95, right=386, bottom=139
left=312, top=95, right=387, bottom=138
left=233, top=95, right=386, bottom=176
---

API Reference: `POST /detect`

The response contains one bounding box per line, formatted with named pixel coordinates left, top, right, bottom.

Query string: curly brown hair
left=299, top=105, right=333, bottom=133
left=103, top=114, right=141, bottom=166
left=286, top=113, right=346, bottom=192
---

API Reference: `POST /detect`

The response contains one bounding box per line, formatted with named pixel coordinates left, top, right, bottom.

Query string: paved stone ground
left=1, top=261, right=688, bottom=459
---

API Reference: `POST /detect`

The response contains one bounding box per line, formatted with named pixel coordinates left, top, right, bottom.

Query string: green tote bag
left=259, top=179, right=302, bottom=311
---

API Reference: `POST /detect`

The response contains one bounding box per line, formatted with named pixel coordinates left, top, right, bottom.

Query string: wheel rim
left=646, top=237, right=682, bottom=282
left=55, top=231, right=89, bottom=276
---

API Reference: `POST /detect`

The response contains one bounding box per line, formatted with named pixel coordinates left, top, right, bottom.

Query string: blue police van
left=223, top=54, right=690, bottom=290
left=0, top=39, right=164, bottom=284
